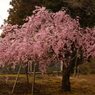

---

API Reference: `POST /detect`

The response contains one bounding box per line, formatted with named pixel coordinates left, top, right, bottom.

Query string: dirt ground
left=0, top=74, right=95, bottom=95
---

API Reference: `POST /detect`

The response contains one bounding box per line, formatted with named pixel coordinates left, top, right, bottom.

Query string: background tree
left=6, top=0, right=95, bottom=27
left=6, top=0, right=64, bottom=25
left=41, top=0, right=64, bottom=12
left=63, top=0, right=95, bottom=27
left=6, top=0, right=41, bottom=25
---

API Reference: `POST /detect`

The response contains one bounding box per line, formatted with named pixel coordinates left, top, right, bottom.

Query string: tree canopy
left=1, top=7, right=95, bottom=91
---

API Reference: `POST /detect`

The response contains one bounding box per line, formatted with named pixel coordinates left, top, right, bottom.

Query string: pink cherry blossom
left=0, top=6, right=95, bottom=73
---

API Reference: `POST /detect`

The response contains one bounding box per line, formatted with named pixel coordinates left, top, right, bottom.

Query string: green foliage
left=42, top=0, right=64, bottom=12
left=0, top=63, right=26, bottom=74
left=62, top=0, right=95, bottom=27
left=6, top=0, right=64, bottom=25
left=46, top=68, right=54, bottom=74
left=6, top=0, right=95, bottom=27
left=6, top=0, right=41, bottom=25
left=79, top=59, right=95, bottom=74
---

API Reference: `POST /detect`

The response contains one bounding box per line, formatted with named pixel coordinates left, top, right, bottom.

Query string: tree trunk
left=61, top=64, right=71, bottom=92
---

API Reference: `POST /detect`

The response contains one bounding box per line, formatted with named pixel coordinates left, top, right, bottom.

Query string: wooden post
left=28, top=61, right=33, bottom=74
left=11, top=62, right=22, bottom=94
left=77, top=66, right=80, bottom=77
left=25, top=62, right=30, bottom=93
left=30, top=62, right=32, bottom=73
left=73, top=57, right=78, bottom=77
left=60, top=60, right=63, bottom=72
left=31, top=63, right=36, bottom=95
left=28, top=62, right=30, bottom=74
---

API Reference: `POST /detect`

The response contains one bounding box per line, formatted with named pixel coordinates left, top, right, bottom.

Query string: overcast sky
left=0, top=0, right=12, bottom=26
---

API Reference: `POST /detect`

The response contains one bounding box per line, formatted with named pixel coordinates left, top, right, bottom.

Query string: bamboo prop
left=73, top=50, right=79, bottom=77
left=28, top=61, right=30, bottom=74
left=11, top=61, right=22, bottom=94
left=31, top=63, right=36, bottom=95
left=30, top=62, right=33, bottom=73
left=28, top=61, right=33, bottom=74
left=73, top=57, right=78, bottom=77
left=77, top=66, right=80, bottom=78
left=25, top=62, right=31, bottom=93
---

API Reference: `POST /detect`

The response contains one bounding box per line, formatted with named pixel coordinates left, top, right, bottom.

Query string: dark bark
left=61, top=64, right=71, bottom=92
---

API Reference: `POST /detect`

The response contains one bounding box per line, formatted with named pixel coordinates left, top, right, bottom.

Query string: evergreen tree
left=6, top=0, right=64, bottom=25
left=7, top=0, right=41, bottom=25
left=41, top=0, right=64, bottom=12
left=64, top=0, right=95, bottom=27
left=7, top=0, right=95, bottom=27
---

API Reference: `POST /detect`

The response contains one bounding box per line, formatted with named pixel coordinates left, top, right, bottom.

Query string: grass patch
left=0, top=74, right=95, bottom=95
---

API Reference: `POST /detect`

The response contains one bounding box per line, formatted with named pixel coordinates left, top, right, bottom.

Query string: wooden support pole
left=60, top=60, right=63, bottom=72
left=28, top=62, right=29, bottom=74
left=30, top=62, right=32, bottom=73
left=25, top=62, right=30, bottom=93
left=73, top=57, right=78, bottom=77
left=31, top=63, right=36, bottom=95
left=11, top=62, right=22, bottom=94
